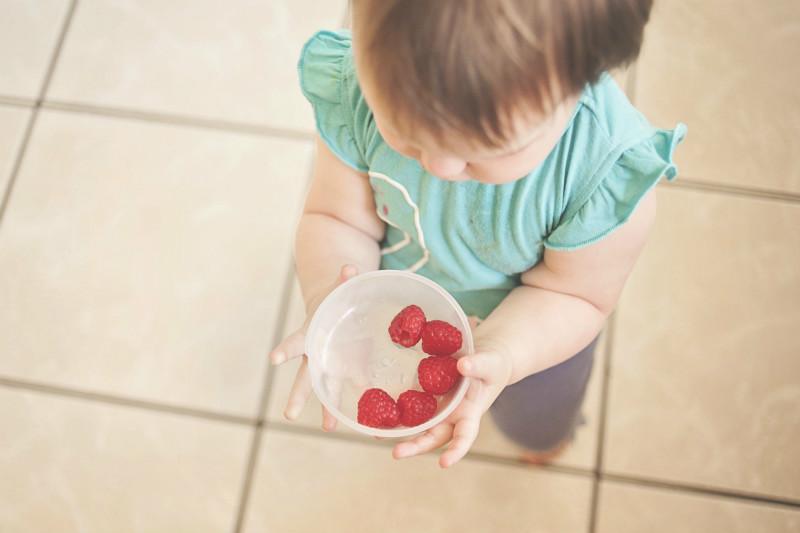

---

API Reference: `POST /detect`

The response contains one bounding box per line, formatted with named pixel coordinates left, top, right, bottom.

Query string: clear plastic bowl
left=305, top=270, right=473, bottom=438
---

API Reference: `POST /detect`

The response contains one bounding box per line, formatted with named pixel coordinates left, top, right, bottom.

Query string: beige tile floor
left=0, top=1, right=798, bottom=532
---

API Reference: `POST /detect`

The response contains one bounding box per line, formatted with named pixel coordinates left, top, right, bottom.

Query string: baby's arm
left=296, top=136, right=385, bottom=307
left=476, top=190, right=657, bottom=382
left=394, top=191, right=656, bottom=467
left=270, top=136, right=384, bottom=427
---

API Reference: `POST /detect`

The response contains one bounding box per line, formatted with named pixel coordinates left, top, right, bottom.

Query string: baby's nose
left=421, top=153, right=467, bottom=180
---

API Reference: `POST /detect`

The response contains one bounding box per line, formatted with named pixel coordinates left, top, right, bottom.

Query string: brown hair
left=353, top=0, right=653, bottom=149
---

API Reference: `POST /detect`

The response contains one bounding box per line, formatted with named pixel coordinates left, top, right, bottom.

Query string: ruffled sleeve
left=298, top=30, right=368, bottom=172
left=544, top=123, right=687, bottom=250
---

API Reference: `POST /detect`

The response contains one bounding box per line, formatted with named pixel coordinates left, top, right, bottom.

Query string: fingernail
left=460, top=360, right=471, bottom=373
left=284, top=406, right=299, bottom=420
left=272, top=351, right=285, bottom=365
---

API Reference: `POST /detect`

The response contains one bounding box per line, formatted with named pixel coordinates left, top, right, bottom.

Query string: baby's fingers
left=439, top=418, right=480, bottom=469
left=321, top=406, right=338, bottom=432
left=271, top=264, right=358, bottom=367
left=320, top=377, right=341, bottom=432
left=284, top=357, right=312, bottom=420
left=458, top=352, right=507, bottom=383
left=270, top=328, right=305, bottom=366
left=393, top=423, right=452, bottom=460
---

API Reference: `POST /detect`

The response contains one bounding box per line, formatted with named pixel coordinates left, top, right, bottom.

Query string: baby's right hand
left=268, top=264, right=359, bottom=432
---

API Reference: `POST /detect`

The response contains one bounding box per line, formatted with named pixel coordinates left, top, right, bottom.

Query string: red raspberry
left=417, top=355, right=462, bottom=395
left=421, top=320, right=463, bottom=356
left=397, top=390, right=438, bottom=426
left=357, top=388, right=400, bottom=428
left=388, top=305, right=426, bottom=347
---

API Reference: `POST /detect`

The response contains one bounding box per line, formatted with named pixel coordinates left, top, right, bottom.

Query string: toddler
left=270, top=0, right=686, bottom=468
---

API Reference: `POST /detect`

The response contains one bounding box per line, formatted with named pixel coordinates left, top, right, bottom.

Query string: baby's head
left=352, top=0, right=653, bottom=183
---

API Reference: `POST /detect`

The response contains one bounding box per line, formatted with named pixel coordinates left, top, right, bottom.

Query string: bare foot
left=519, top=439, right=571, bottom=465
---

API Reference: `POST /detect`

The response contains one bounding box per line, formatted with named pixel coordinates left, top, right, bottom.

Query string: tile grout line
left=589, top=480, right=604, bottom=533
left=29, top=102, right=800, bottom=206
left=231, top=146, right=310, bottom=533
left=0, top=376, right=255, bottom=426
left=41, top=100, right=315, bottom=142
left=660, top=178, right=800, bottom=204
left=4, top=373, right=799, bottom=512
left=601, top=472, right=800, bottom=511
left=0, top=104, right=39, bottom=226
left=264, top=420, right=595, bottom=479
left=36, top=0, right=78, bottom=105
left=0, top=96, right=36, bottom=109
left=236, top=293, right=298, bottom=533
left=231, top=258, right=297, bottom=533
left=624, top=59, right=800, bottom=206
left=0, top=0, right=77, bottom=228
left=618, top=54, right=796, bottom=516
left=231, top=422, right=265, bottom=533
left=258, top=421, right=800, bottom=511
left=588, top=313, right=617, bottom=532
left=6, top=1, right=795, bottom=517
left=255, top=259, right=299, bottom=423
left=233, top=38, right=335, bottom=524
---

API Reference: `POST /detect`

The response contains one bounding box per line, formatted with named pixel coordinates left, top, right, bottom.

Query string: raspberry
left=357, top=388, right=400, bottom=428
left=397, top=390, right=438, bottom=426
left=388, top=305, right=426, bottom=347
left=421, top=320, right=463, bottom=356
left=418, top=355, right=462, bottom=395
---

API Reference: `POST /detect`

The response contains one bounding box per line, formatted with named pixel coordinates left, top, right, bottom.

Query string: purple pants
left=489, top=337, right=598, bottom=451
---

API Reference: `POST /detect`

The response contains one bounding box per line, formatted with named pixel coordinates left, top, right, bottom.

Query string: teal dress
left=299, top=30, right=687, bottom=319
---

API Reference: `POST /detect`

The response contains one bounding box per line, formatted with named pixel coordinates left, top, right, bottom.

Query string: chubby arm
left=295, top=136, right=384, bottom=309
left=393, top=191, right=657, bottom=468
left=474, top=190, right=657, bottom=383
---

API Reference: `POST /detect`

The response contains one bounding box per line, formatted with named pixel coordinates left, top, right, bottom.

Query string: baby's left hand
left=392, top=345, right=513, bottom=468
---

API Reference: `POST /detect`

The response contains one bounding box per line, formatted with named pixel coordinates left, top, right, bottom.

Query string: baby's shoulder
left=575, top=73, right=654, bottom=147
left=541, top=74, right=687, bottom=251
left=298, top=30, right=381, bottom=172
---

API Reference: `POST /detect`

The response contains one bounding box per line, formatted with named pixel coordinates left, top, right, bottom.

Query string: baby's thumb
left=457, top=352, right=503, bottom=382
